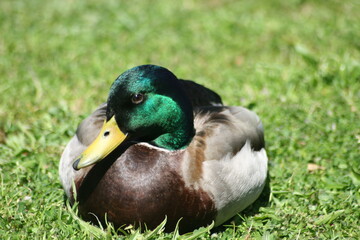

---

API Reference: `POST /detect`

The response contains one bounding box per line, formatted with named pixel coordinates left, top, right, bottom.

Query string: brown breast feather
left=72, top=144, right=216, bottom=233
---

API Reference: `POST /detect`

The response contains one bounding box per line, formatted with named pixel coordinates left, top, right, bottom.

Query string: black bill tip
left=72, top=158, right=80, bottom=171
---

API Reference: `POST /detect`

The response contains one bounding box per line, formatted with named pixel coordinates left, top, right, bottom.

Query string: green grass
left=1, top=0, right=359, bottom=239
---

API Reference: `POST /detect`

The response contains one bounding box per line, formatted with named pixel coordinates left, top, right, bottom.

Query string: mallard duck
left=59, top=65, right=268, bottom=233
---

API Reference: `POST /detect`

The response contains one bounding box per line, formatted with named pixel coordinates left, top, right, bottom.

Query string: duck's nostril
left=103, top=131, right=110, bottom=137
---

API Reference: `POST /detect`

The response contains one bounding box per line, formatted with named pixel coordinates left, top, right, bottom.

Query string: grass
left=0, top=0, right=359, bottom=239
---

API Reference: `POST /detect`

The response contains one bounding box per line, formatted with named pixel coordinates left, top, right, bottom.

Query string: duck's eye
left=131, top=93, right=144, bottom=104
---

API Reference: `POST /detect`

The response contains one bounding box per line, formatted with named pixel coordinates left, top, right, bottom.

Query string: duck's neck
left=153, top=120, right=195, bottom=150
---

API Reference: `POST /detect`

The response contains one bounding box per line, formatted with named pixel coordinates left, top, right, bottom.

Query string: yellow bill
left=73, top=116, right=127, bottom=170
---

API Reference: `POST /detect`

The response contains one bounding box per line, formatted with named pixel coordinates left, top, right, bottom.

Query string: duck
left=59, top=64, right=268, bottom=233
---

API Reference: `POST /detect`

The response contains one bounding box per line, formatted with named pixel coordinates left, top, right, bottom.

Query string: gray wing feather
left=76, top=103, right=107, bottom=146
left=227, top=106, right=265, bottom=150
left=193, top=106, right=265, bottom=162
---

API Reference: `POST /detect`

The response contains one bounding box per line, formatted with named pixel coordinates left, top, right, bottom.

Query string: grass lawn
left=1, top=0, right=359, bottom=239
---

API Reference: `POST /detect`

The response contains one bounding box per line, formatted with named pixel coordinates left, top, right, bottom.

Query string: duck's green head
left=73, top=65, right=195, bottom=170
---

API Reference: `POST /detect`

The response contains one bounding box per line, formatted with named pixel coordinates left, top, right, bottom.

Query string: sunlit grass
left=0, top=0, right=359, bottom=238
